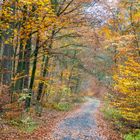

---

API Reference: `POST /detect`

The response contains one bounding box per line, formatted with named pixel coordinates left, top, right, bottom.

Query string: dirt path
left=50, top=97, right=102, bottom=140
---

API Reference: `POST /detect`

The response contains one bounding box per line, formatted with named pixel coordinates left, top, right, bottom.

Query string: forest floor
left=0, top=97, right=122, bottom=140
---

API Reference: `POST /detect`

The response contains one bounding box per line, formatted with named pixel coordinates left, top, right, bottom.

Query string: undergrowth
left=102, top=94, right=140, bottom=140
left=124, top=130, right=140, bottom=140
left=53, top=102, right=72, bottom=111
left=10, top=116, right=38, bottom=133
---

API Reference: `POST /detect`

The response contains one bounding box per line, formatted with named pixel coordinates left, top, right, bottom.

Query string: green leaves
left=18, top=93, right=31, bottom=102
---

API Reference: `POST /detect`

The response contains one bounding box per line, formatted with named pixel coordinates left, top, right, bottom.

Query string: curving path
left=51, top=97, right=102, bottom=140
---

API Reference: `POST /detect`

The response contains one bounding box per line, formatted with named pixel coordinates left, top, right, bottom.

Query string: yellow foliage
left=104, top=0, right=140, bottom=123
left=113, top=57, right=140, bottom=122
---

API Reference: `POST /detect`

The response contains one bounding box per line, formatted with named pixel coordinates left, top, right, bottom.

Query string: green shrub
left=101, top=101, right=123, bottom=129
left=54, top=103, right=71, bottom=111
left=102, top=105, right=122, bottom=120
left=124, top=130, right=140, bottom=140
left=10, top=116, right=38, bottom=132
left=72, top=97, right=85, bottom=103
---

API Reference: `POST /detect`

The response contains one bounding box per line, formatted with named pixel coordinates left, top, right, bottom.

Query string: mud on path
left=50, top=97, right=102, bottom=140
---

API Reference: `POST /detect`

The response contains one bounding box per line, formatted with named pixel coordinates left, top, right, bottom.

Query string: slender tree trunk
left=29, top=35, right=40, bottom=90
left=2, top=30, right=13, bottom=86
left=15, top=5, right=29, bottom=92
left=67, top=50, right=77, bottom=89
left=37, top=56, right=49, bottom=101
left=23, top=36, right=32, bottom=89
left=15, top=41, right=24, bottom=91
left=74, top=77, right=80, bottom=93
left=0, top=30, right=2, bottom=85
left=15, top=37, right=32, bottom=91
left=37, top=30, right=55, bottom=101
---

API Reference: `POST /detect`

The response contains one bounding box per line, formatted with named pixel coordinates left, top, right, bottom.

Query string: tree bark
left=29, top=35, right=40, bottom=90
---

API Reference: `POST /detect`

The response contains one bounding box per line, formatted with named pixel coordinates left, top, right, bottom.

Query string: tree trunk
left=2, top=30, right=13, bottom=86
left=29, top=35, right=40, bottom=90
left=23, top=36, right=32, bottom=89
left=37, top=30, right=55, bottom=101
left=37, top=56, right=49, bottom=101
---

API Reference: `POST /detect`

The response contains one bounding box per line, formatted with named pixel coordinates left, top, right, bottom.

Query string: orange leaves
left=112, top=47, right=140, bottom=122
left=19, top=0, right=50, bottom=6
left=133, top=12, right=140, bottom=23
left=99, top=26, right=113, bottom=39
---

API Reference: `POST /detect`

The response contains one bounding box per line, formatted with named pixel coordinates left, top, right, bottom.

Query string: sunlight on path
left=51, top=97, right=102, bottom=140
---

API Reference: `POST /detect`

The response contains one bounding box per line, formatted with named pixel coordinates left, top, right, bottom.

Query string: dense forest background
left=0, top=0, right=140, bottom=139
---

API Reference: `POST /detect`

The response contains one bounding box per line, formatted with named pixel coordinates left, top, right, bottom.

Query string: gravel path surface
left=51, top=97, right=102, bottom=140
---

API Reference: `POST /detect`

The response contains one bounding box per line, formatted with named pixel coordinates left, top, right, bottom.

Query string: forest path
left=50, top=97, right=102, bottom=140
